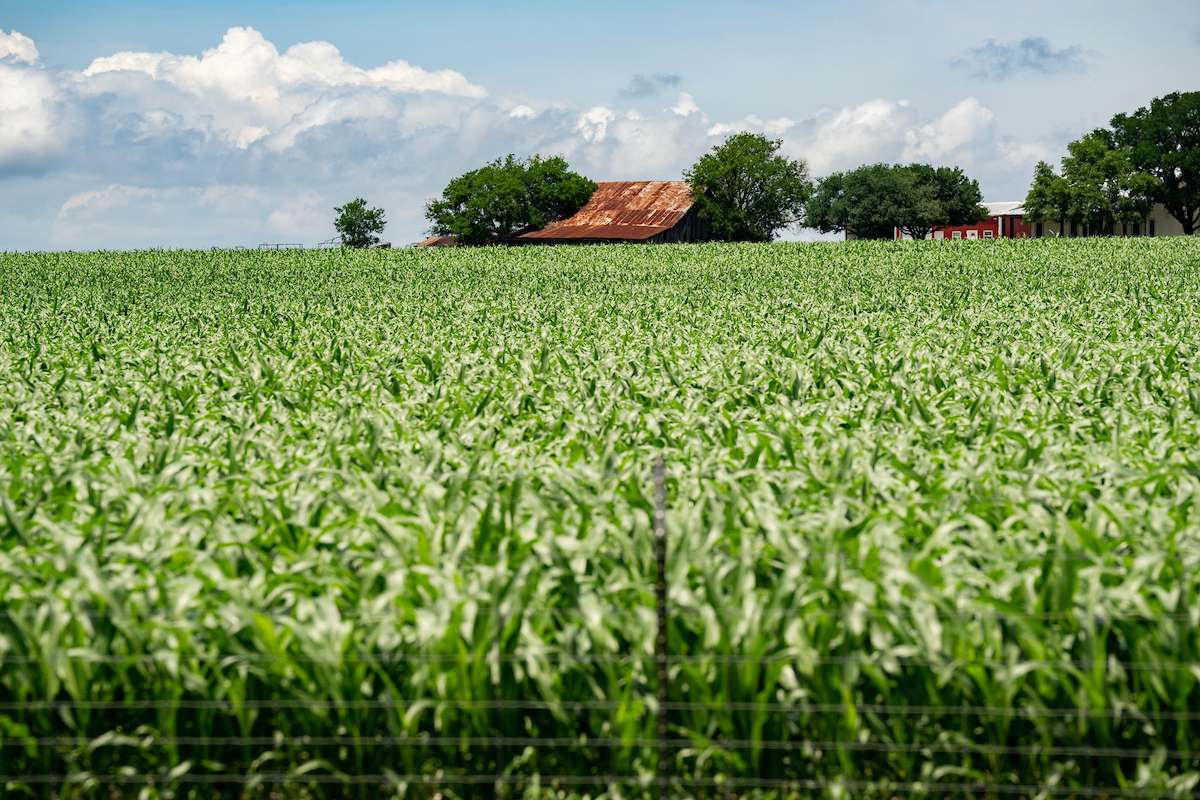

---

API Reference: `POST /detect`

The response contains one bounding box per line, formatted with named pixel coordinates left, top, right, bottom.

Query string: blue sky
left=2, top=0, right=1198, bottom=249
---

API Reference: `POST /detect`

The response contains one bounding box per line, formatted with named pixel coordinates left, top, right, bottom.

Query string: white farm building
left=1017, top=203, right=1193, bottom=238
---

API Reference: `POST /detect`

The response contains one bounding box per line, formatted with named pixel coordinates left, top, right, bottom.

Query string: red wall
left=1001, top=216, right=1032, bottom=238
left=895, top=215, right=1032, bottom=240
left=938, top=218, right=998, bottom=239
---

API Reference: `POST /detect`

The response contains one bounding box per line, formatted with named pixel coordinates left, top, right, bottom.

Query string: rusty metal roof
left=415, top=236, right=458, bottom=247
left=519, top=181, right=694, bottom=241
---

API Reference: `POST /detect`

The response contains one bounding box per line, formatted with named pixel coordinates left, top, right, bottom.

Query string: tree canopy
left=1111, top=91, right=1200, bottom=235
left=1023, top=160, right=1071, bottom=232
left=901, top=164, right=988, bottom=239
left=683, top=133, right=811, bottom=242
left=807, top=164, right=910, bottom=240
left=807, top=163, right=986, bottom=239
left=425, top=155, right=596, bottom=245
left=1023, top=131, right=1157, bottom=234
left=1062, top=131, right=1157, bottom=233
left=333, top=198, right=386, bottom=248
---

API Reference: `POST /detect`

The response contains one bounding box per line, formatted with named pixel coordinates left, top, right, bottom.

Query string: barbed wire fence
left=3, top=457, right=1200, bottom=798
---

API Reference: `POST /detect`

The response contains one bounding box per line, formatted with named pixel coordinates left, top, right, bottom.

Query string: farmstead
left=889, top=201, right=1189, bottom=240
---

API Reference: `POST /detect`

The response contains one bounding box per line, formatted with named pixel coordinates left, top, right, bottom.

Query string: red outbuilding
left=891, top=202, right=1032, bottom=241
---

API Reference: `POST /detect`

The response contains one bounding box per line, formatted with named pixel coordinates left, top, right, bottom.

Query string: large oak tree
left=425, top=155, right=596, bottom=245
left=684, top=133, right=811, bottom=242
left=1111, top=92, right=1200, bottom=235
left=807, top=163, right=986, bottom=240
left=895, top=163, right=987, bottom=240
left=1024, top=131, right=1157, bottom=235
left=807, top=164, right=912, bottom=240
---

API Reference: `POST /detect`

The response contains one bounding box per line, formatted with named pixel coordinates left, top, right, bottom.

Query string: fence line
left=3, top=698, right=1198, bottom=720
left=0, top=652, right=1196, bottom=670
left=1, top=772, right=1198, bottom=797
left=1, top=606, right=1194, bottom=622
left=5, top=735, right=1200, bottom=760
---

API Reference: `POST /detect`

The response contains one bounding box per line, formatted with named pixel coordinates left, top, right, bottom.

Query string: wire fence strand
left=5, top=735, right=1200, bottom=761
left=1, top=772, right=1198, bottom=797
left=3, top=698, right=1198, bottom=720
left=2, top=606, right=1194, bottom=622
left=0, top=652, right=1196, bottom=670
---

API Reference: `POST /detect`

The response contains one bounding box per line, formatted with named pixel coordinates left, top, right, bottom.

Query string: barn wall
left=647, top=207, right=710, bottom=243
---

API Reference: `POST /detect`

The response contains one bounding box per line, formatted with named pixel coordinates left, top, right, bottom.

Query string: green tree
left=1111, top=91, right=1200, bottom=235
left=890, top=169, right=943, bottom=241
left=889, top=163, right=988, bottom=240
left=684, top=132, right=811, bottom=242
left=1060, top=130, right=1157, bottom=234
left=425, top=155, right=596, bottom=245
left=808, top=163, right=986, bottom=240
left=333, top=198, right=387, bottom=248
left=1023, top=160, right=1071, bottom=235
left=807, top=164, right=901, bottom=240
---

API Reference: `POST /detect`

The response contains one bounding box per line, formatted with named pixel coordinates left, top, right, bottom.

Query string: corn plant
left=0, top=240, right=1199, bottom=798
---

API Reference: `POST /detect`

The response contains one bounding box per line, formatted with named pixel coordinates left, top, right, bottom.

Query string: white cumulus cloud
left=57, top=184, right=157, bottom=221
left=577, top=106, right=617, bottom=143
left=75, top=26, right=485, bottom=148
left=0, top=29, right=39, bottom=64
left=670, top=92, right=702, bottom=117
left=0, top=36, right=64, bottom=171
left=694, top=96, right=1022, bottom=183
left=902, top=97, right=996, bottom=161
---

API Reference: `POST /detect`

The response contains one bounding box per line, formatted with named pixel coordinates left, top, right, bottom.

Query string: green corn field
left=2, top=239, right=1200, bottom=799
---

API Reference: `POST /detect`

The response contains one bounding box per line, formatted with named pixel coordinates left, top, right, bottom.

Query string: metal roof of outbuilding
left=984, top=201, right=1026, bottom=217
left=519, top=181, right=694, bottom=241
left=415, top=236, right=459, bottom=247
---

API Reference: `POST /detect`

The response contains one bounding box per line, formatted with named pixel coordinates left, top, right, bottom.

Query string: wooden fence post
left=653, top=456, right=669, bottom=799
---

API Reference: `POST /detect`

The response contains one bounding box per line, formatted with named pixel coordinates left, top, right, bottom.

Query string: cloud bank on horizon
left=2, top=26, right=1055, bottom=249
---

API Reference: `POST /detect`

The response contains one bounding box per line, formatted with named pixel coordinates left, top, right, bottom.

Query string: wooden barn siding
left=645, top=207, right=710, bottom=243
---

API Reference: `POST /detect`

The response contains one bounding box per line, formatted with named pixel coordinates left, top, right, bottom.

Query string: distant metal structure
left=316, top=237, right=342, bottom=250
left=257, top=243, right=304, bottom=250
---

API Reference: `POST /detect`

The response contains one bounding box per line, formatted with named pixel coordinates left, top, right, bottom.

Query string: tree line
left=416, top=138, right=988, bottom=244
left=1024, top=92, right=1200, bottom=236
left=331, top=90, right=1198, bottom=246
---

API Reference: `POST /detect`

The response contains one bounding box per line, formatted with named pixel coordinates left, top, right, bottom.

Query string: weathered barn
left=415, top=181, right=709, bottom=246
left=518, top=181, right=708, bottom=244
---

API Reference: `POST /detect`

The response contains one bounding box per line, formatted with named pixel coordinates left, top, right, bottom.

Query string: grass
left=0, top=239, right=1199, bottom=799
